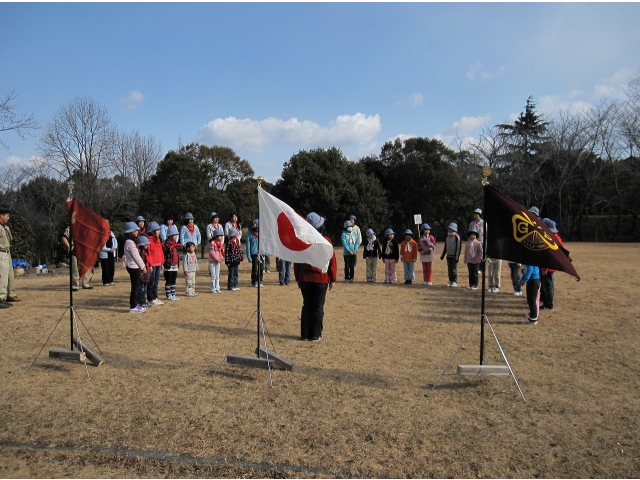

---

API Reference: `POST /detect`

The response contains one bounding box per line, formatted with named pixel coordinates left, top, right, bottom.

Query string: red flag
left=66, top=199, right=110, bottom=280
left=484, top=185, right=580, bottom=280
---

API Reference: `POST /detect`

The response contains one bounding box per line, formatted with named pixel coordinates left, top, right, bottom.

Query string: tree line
left=1, top=72, right=639, bottom=265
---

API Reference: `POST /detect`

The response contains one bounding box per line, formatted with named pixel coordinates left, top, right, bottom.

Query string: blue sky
left=2, top=2, right=639, bottom=183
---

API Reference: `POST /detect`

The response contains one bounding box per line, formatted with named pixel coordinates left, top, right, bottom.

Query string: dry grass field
left=1, top=242, right=639, bottom=478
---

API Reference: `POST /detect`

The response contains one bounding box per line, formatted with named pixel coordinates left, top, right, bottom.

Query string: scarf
left=366, top=236, right=376, bottom=251
left=385, top=239, right=393, bottom=255
left=187, top=224, right=195, bottom=234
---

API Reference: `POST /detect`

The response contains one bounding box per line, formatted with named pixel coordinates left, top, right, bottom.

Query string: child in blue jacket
left=520, top=265, right=541, bottom=324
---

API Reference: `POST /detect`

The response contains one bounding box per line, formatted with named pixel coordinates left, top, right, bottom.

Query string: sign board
left=414, top=214, right=422, bottom=225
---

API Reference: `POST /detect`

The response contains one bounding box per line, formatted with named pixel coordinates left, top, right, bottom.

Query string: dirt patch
left=1, top=243, right=639, bottom=478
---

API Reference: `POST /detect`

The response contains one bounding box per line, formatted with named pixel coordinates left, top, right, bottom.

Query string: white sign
left=414, top=214, right=422, bottom=225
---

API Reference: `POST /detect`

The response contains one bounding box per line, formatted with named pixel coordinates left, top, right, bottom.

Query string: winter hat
left=184, top=212, right=194, bottom=220
left=365, top=228, right=375, bottom=237
left=543, top=218, right=558, bottom=233
left=135, top=215, right=145, bottom=222
left=306, top=212, right=324, bottom=229
left=124, top=222, right=140, bottom=234
left=167, top=225, right=179, bottom=237
left=528, top=206, right=540, bottom=216
left=469, top=228, right=479, bottom=236
left=136, top=235, right=150, bottom=246
left=474, top=208, right=482, bottom=216
left=146, top=221, right=160, bottom=233
left=421, top=223, right=431, bottom=231
left=209, top=211, right=218, bottom=221
left=404, top=229, right=413, bottom=236
left=212, top=228, right=224, bottom=238
left=344, top=220, right=353, bottom=229
left=227, top=227, right=238, bottom=238
left=384, top=228, right=395, bottom=236
left=447, top=222, right=458, bottom=232
left=350, top=215, right=357, bottom=220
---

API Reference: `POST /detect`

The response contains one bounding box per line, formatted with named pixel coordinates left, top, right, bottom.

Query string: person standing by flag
left=0, top=205, right=19, bottom=308
left=246, top=219, right=263, bottom=287
left=99, top=229, right=118, bottom=287
left=520, top=264, right=541, bottom=324
left=61, top=225, right=93, bottom=291
left=540, top=218, right=563, bottom=310
left=294, top=212, right=338, bottom=342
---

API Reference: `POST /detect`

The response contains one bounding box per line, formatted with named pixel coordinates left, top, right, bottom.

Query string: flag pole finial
left=257, top=176, right=264, bottom=185
left=482, top=166, right=492, bottom=186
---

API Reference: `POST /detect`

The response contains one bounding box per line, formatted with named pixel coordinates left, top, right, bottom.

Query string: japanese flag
left=258, top=186, right=333, bottom=272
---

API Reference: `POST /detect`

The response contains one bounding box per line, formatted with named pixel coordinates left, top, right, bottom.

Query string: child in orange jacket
left=400, top=229, right=418, bottom=285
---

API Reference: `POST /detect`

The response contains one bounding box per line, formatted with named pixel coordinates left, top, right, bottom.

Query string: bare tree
left=37, top=96, right=116, bottom=207
left=0, top=90, right=39, bottom=151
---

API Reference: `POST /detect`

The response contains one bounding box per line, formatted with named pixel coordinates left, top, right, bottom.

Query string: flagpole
left=480, top=167, right=492, bottom=365
left=67, top=180, right=75, bottom=352
left=256, top=176, right=264, bottom=357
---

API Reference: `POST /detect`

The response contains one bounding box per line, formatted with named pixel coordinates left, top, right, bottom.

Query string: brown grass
left=1, top=243, right=639, bottom=478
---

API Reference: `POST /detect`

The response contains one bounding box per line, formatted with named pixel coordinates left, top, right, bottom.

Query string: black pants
left=298, top=282, right=328, bottom=340
left=343, top=255, right=356, bottom=281
left=467, top=263, right=479, bottom=287
left=251, top=254, right=263, bottom=285
left=540, top=272, right=555, bottom=308
left=526, top=278, right=541, bottom=320
left=126, top=267, right=141, bottom=308
left=100, top=255, right=115, bottom=285
left=446, top=258, right=458, bottom=283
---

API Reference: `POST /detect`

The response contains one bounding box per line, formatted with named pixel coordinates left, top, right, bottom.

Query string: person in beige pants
left=0, top=205, right=20, bottom=308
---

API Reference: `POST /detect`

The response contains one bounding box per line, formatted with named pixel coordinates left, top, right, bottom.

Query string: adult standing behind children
left=180, top=213, right=201, bottom=254
left=0, top=205, right=19, bottom=308
left=440, top=222, right=461, bottom=287
left=341, top=220, right=358, bottom=283
left=224, top=213, right=241, bottom=243
left=469, top=208, right=484, bottom=244
left=294, top=212, right=337, bottom=342
left=206, top=212, right=224, bottom=244
left=362, top=228, right=381, bottom=283
left=417, top=223, right=436, bottom=286
left=159, top=216, right=175, bottom=243
left=99, top=229, right=117, bottom=286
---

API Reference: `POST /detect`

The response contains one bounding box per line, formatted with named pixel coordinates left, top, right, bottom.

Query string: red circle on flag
left=277, top=212, right=311, bottom=251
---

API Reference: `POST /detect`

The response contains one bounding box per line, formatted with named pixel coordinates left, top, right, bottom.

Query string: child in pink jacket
left=463, top=228, right=483, bottom=290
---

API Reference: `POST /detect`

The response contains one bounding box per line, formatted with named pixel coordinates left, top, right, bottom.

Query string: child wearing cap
left=418, top=223, right=436, bottom=285
left=247, top=220, right=263, bottom=287
left=341, top=220, right=359, bottom=283
left=440, top=223, right=461, bottom=287
left=208, top=228, right=225, bottom=293
left=380, top=229, right=399, bottom=284
left=146, top=222, right=165, bottom=306
left=362, top=228, right=381, bottom=283
left=137, top=235, right=153, bottom=308
left=520, top=264, right=541, bottom=324
left=123, top=222, right=147, bottom=313
left=183, top=241, right=199, bottom=297
left=540, top=218, right=563, bottom=310
left=225, top=227, right=243, bottom=291
left=162, top=225, right=182, bottom=301
left=400, top=229, right=418, bottom=285
left=464, top=229, right=483, bottom=290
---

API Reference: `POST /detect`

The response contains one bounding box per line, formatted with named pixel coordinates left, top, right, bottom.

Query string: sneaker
left=513, top=291, right=523, bottom=296
left=487, top=287, right=494, bottom=292
left=493, top=287, right=500, bottom=293
left=522, top=317, right=538, bottom=324
left=167, top=295, right=180, bottom=301
left=310, top=334, right=323, bottom=342
left=186, top=293, right=197, bottom=297
left=470, top=286, right=478, bottom=290
left=152, top=299, right=164, bottom=305
left=129, top=305, right=146, bottom=313
left=0, top=300, right=11, bottom=308
left=6, top=296, right=21, bottom=302
left=142, top=302, right=152, bottom=308
left=426, top=282, right=432, bottom=286
left=446, top=282, right=451, bottom=287
left=109, top=282, right=116, bottom=286
left=232, top=287, right=240, bottom=291
left=450, top=282, right=458, bottom=287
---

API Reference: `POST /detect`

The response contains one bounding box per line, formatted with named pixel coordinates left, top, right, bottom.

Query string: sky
left=1, top=2, right=639, bottom=183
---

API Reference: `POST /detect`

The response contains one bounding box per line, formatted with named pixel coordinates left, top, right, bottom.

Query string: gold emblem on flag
left=71, top=211, right=76, bottom=224
left=512, top=212, right=559, bottom=251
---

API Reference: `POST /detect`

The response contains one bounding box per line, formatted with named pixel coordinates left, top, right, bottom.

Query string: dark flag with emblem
left=484, top=185, right=580, bottom=280
left=66, top=199, right=110, bottom=280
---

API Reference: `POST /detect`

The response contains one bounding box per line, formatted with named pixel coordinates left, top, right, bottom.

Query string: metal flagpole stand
left=432, top=167, right=526, bottom=403
left=29, top=180, right=105, bottom=374
left=212, top=177, right=293, bottom=387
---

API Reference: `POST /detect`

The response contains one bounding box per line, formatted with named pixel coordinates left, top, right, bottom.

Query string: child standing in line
left=508, top=261, right=524, bottom=296
left=341, top=220, right=358, bottom=283
left=183, top=241, right=199, bottom=297
left=208, top=228, right=225, bottom=293
left=520, top=264, right=541, bottom=324
left=380, top=228, right=399, bottom=284
left=362, top=228, right=381, bottom=283
left=162, top=225, right=182, bottom=301
left=440, top=222, right=461, bottom=287
left=463, top=229, right=483, bottom=290
left=418, top=223, right=436, bottom=286
left=137, top=235, right=153, bottom=307
left=225, top=227, right=243, bottom=291
left=145, top=221, right=165, bottom=307
left=247, top=220, right=263, bottom=287
left=400, top=229, right=418, bottom=285
left=123, top=222, right=147, bottom=313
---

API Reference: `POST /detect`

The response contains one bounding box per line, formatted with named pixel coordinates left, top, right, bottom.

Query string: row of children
left=121, top=217, right=246, bottom=313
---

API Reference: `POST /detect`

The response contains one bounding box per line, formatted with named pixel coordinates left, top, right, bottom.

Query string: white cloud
left=397, top=93, right=424, bottom=107
left=467, top=63, right=505, bottom=80
left=0, top=155, right=33, bottom=167
left=119, top=90, right=145, bottom=111
left=443, top=115, right=491, bottom=137
left=196, top=113, right=381, bottom=153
